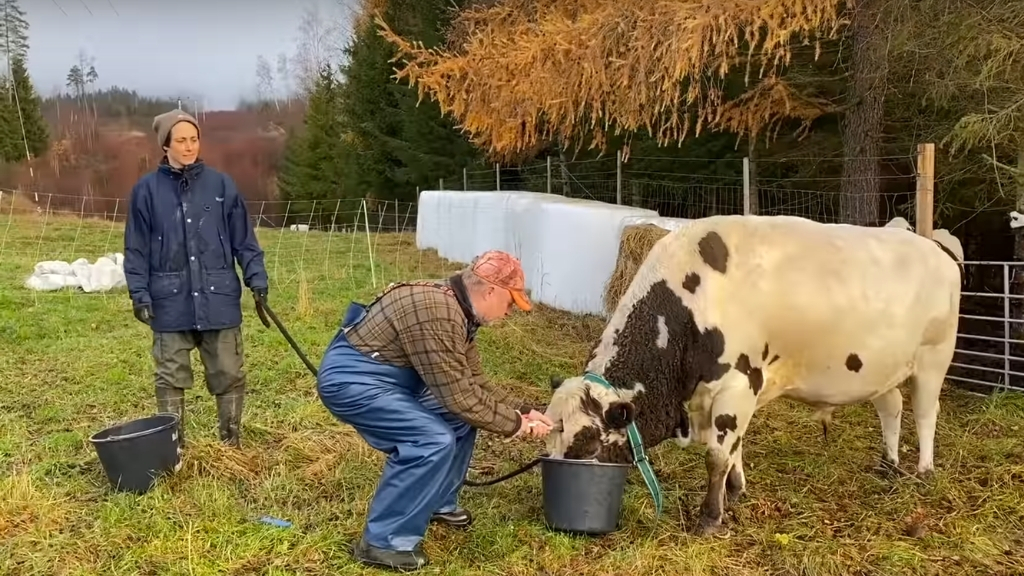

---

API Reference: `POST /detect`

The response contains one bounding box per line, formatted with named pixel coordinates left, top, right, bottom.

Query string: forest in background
left=0, top=0, right=1019, bottom=266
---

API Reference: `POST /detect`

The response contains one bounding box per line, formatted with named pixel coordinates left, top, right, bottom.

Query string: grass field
left=2, top=204, right=1023, bottom=576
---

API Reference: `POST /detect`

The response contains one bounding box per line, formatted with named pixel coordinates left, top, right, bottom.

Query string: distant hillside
left=1, top=87, right=306, bottom=216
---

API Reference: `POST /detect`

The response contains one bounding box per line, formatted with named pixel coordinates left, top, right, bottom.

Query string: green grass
left=1, top=205, right=1023, bottom=575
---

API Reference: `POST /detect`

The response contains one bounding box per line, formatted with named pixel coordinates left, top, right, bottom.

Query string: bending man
left=316, top=250, right=553, bottom=571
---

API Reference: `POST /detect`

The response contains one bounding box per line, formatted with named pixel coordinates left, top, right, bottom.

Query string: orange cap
left=471, top=250, right=532, bottom=311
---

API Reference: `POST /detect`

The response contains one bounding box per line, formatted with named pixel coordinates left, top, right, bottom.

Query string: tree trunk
left=839, top=0, right=887, bottom=226
left=559, top=147, right=571, bottom=196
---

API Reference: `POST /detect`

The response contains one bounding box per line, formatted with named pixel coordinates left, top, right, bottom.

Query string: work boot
left=430, top=508, right=473, bottom=529
left=351, top=537, right=428, bottom=571
left=156, top=386, right=186, bottom=444
left=215, top=387, right=244, bottom=448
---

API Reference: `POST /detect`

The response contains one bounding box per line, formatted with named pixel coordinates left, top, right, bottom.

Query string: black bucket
left=88, top=413, right=182, bottom=494
left=540, top=456, right=632, bottom=535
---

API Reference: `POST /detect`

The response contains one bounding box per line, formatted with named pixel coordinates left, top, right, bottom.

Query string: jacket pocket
left=150, top=272, right=184, bottom=301
left=202, top=268, right=242, bottom=297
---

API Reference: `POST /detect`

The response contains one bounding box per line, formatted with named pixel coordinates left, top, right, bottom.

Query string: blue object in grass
left=258, top=515, right=292, bottom=528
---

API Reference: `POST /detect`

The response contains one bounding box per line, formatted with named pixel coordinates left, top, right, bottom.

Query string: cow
left=543, top=214, right=962, bottom=536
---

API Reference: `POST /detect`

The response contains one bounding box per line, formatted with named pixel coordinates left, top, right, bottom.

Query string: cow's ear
left=550, top=375, right=565, bottom=390
left=603, top=401, right=635, bottom=429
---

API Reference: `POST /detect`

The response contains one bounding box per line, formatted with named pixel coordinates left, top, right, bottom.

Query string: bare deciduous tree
left=291, top=4, right=341, bottom=98
left=276, top=52, right=291, bottom=107
left=255, top=54, right=279, bottom=111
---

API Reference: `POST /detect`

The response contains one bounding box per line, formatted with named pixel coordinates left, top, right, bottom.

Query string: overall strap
left=362, top=280, right=479, bottom=342
left=364, top=280, right=456, bottom=310
left=342, top=281, right=455, bottom=336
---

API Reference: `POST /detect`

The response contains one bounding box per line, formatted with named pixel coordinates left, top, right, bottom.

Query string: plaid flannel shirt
left=344, top=278, right=528, bottom=437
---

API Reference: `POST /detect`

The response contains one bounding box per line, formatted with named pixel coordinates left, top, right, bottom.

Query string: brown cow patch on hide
left=715, top=413, right=738, bottom=445
left=698, top=231, right=729, bottom=274
left=845, top=353, right=863, bottom=373
left=682, top=272, right=701, bottom=293
left=584, top=280, right=730, bottom=462
left=734, top=353, right=765, bottom=395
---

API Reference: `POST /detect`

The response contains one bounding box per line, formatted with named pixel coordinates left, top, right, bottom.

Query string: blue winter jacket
left=123, top=159, right=268, bottom=333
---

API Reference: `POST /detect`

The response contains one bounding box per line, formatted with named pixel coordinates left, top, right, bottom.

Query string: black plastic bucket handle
left=89, top=413, right=180, bottom=444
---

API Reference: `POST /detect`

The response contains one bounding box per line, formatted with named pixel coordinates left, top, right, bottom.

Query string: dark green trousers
left=152, top=326, right=246, bottom=447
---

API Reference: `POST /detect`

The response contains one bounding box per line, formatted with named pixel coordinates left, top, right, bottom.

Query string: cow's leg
left=673, top=411, right=693, bottom=448
left=725, top=439, right=745, bottom=506
left=910, top=343, right=952, bottom=477
left=696, top=376, right=755, bottom=536
left=675, top=391, right=710, bottom=449
left=871, top=387, right=903, bottom=474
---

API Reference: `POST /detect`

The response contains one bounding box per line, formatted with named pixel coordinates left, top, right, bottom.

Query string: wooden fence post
left=916, top=143, right=935, bottom=239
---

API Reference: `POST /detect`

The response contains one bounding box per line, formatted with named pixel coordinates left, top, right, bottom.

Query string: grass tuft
left=1, top=212, right=1022, bottom=575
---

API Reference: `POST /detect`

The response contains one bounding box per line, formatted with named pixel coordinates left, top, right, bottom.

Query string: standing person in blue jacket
left=123, top=109, right=269, bottom=448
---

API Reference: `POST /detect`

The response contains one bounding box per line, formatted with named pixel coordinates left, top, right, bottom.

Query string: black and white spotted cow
left=544, top=214, right=962, bottom=535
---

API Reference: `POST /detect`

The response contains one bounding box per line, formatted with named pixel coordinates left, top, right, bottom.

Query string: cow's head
left=543, top=374, right=636, bottom=464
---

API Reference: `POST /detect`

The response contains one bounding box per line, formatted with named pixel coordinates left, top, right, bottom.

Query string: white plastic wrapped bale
left=508, top=193, right=591, bottom=296
left=414, top=189, right=449, bottom=253
left=470, top=191, right=525, bottom=261
left=416, top=191, right=514, bottom=262
left=527, top=197, right=659, bottom=315
left=431, top=191, right=480, bottom=262
left=416, top=190, right=555, bottom=263
left=24, top=253, right=127, bottom=293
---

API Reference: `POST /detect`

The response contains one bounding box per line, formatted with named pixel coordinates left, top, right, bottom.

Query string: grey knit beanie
left=153, top=109, right=200, bottom=148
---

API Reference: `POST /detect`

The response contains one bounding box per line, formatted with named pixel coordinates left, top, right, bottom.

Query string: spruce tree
left=335, top=0, right=482, bottom=203
left=0, top=90, right=20, bottom=162
left=0, top=56, right=46, bottom=164
left=0, top=0, right=29, bottom=65
left=277, top=64, right=345, bottom=210
left=9, top=55, right=47, bottom=158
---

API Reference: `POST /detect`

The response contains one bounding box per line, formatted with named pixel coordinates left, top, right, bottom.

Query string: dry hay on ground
left=604, top=223, right=670, bottom=313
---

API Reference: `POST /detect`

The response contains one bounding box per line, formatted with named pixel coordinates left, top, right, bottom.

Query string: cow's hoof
left=725, top=489, right=745, bottom=507
left=696, top=517, right=727, bottom=537
left=915, top=468, right=936, bottom=483
left=874, top=457, right=900, bottom=478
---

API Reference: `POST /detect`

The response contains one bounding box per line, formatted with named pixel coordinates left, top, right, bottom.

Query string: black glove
left=133, top=303, right=153, bottom=325
left=253, top=288, right=270, bottom=328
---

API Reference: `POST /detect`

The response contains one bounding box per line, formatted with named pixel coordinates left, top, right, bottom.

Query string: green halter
left=582, top=372, right=664, bottom=517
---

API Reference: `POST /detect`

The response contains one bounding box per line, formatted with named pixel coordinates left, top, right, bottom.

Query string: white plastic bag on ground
left=24, top=252, right=127, bottom=293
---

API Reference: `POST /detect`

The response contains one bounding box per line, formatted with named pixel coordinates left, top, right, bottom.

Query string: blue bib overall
left=316, top=287, right=478, bottom=552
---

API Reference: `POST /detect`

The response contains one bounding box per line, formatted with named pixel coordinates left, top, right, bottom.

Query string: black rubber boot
left=351, top=537, right=429, bottom=572
left=430, top=508, right=473, bottom=529
left=155, top=386, right=186, bottom=444
left=215, top=386, right=244, bottom=448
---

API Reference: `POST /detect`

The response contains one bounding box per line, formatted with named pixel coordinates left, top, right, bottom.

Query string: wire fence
left=0, top=148, right=1019, bottom=396
left=0, top=192, right=433, bottom=305
left=443, top=152, right=922, bottom=226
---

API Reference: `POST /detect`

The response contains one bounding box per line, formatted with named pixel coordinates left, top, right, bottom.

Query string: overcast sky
left=23, top=0, right=350, bottom=110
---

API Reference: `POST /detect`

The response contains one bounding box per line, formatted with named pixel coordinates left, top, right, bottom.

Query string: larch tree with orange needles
left=376, top=0, right=849, bottom=165
left=376, top=0, right=913, bottom=225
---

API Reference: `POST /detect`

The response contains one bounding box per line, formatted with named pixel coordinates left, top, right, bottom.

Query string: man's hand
left=253, top=287, right=268, bottom=305
left=512, top=410, right=553, bottom=439
left=133, top=303, right=153, bottom=325
left=526, top=409, right=554, bottom=429
left=252, top=288, right=270, bottom=328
